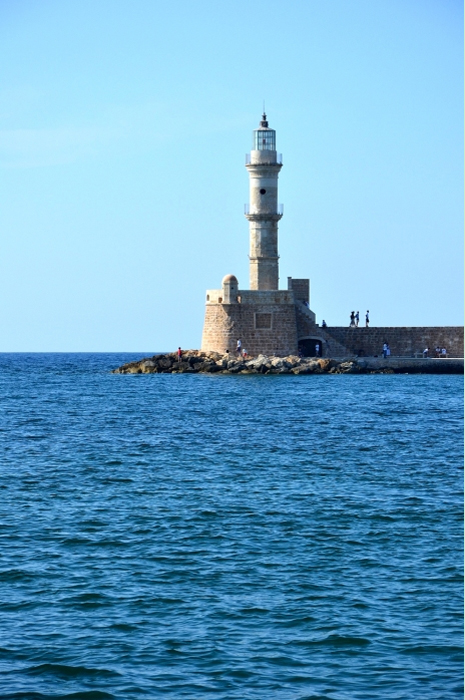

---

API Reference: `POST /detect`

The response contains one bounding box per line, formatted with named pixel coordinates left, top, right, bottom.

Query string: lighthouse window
left=260, top=188, right=266, bottom=195
left=253, top=129, right=276, bottom=151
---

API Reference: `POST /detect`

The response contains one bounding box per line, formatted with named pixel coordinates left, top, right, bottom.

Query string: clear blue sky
left=0, top=0, right=462, bottom=351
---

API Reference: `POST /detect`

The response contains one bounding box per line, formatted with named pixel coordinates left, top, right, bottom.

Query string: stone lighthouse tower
left=245, top=113, right=282, bottom=291
left=201, top=112, right=317, bottom=357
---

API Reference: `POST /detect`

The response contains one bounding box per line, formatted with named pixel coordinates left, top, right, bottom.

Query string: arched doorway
left=298, top=337, right=324, bottom=357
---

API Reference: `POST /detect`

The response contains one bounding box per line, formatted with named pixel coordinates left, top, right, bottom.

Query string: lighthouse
left=245, top=113, right=282, bottom=291
left=201, top=112, right=317, bottom=357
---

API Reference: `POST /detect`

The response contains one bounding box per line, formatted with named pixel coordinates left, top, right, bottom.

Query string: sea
left=0, top=353, right=462, bottom=700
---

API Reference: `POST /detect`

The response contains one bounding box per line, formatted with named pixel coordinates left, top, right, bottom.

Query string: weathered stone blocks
left=113, top=352, right=464, bottom=375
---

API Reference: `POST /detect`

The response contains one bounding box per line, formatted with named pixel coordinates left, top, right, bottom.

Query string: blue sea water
left=0, top=353, right=462, bottom=700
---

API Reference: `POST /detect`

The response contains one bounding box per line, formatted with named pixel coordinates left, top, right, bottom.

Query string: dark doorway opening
left=299, top=338, right=323, bottom=357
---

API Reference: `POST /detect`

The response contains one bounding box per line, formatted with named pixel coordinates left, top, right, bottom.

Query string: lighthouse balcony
left=244, top=204, right=283, bottom=221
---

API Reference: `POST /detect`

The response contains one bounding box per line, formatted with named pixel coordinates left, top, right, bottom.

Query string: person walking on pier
left=365, top=310, right=369, bottom=328
left=383, top=343, right=388, bottom=358
left=350, top=311, right=355, bottom=327
left=355, top=311, right=360, bottom=327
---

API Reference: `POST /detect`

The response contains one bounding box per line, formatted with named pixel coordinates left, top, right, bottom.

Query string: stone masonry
left=294, top=306, right=463, bottom=357
left=201, top=113, right=464, bottom=360
left=201, top=114, right=320, bottom=356
left=201, top=284, right=298, bottom=357
left=321, top=326, right=464, bottom=358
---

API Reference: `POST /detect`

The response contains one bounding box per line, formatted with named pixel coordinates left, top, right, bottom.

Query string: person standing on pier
left=365, top=311, right=370, bottom=328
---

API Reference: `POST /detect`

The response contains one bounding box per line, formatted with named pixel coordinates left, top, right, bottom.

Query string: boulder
left=326, top=359, right=340, bottom=370
left=317, top=359, right=331, bottom=371
left=227, top=365, right=243, bottom=373
left=174, top=361, right=191, bottom=371
left=282, top=356, right=299, bottom=369
left=197, top=361, right=220, bottom=372
left=304, top=360, right=320, bottom=372
left=271, top=358, right=284, bottom=369
left=338, top=361, right=360, bottom=374
left=157, top=358, right=172, bottom=369
left=291, top=366, right=309, bottom=374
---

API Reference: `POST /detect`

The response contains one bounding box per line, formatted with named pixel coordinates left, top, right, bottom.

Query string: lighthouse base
left=201, top=289, right=300, bottom=357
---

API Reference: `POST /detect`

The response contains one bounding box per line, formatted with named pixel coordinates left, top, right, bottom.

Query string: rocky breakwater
left=112, top=351, right=462, bottom=375
left=113, top=351, right=333, bottom=375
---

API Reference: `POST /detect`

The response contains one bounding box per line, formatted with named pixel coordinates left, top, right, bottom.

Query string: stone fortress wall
left=201, top=114, right=463, bottom=360
left=321, top=326, right=464, bottom=358
left=201, top=286, right=298, bottom=357
left=202, top=272, right=464, bottom=359
left=202, top=274, right=464, bottom=358
left=292, top=305, right=464, bottom=357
